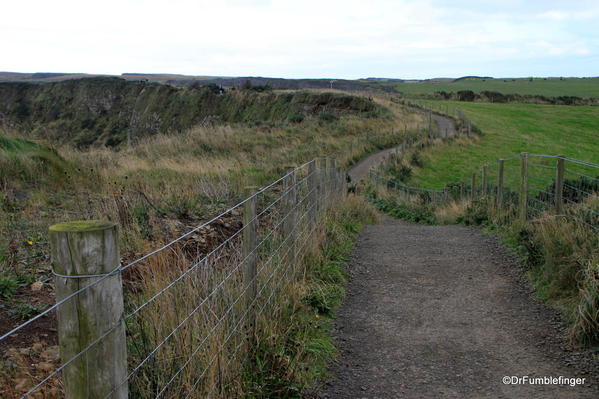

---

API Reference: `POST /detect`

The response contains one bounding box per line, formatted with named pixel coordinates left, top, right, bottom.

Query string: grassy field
left=406, top=101, right=599, bottom=189
left=392, top=77, right=599, bottom=98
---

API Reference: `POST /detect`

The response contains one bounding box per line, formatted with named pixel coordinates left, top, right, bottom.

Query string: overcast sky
left=2, top=0, right=598, bottom=79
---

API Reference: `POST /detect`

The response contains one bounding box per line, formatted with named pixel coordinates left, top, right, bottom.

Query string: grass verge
left=242, top=195, right=378, bottom=397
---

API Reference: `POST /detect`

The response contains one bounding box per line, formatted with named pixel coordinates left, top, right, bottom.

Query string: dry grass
left=434, top=200, right=470, bottom=224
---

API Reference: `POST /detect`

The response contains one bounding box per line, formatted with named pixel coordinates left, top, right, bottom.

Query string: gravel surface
left=348, top=114, right=456, bottom=182
left=317, top=216, right=598, bottom=399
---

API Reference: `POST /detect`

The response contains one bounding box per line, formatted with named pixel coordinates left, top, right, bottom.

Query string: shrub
left=570, top=261, right=599, bottom=345
left=458, top=198, right=490, bottom=226
left=9, top=302, right=48, bottom=320
left=0, top=274, right=19, bottom=299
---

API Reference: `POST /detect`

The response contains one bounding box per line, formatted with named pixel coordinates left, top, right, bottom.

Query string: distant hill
left=0, top=72, right=397, bottom=92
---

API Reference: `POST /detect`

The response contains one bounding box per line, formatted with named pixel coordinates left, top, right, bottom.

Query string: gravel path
left=348, top=115, right=456, bottom=182
left=317, top=216, right=598, bottom=399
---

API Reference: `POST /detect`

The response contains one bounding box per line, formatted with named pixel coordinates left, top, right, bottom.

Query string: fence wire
left=1, top=157, right=347, bottom=399
left=370, top=153, right=598, bottom=231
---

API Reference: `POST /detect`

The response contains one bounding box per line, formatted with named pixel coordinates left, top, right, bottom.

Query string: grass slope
left=409, top=101, right=599, bottom=189
left=0, top=77, right=383, bottom=148
left=0, top=135, right=73, bottom=188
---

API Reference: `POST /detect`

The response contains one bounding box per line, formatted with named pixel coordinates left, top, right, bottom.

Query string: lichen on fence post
left=49, top=220, right=128, bottom=399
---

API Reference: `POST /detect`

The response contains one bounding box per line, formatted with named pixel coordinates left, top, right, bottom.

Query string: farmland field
left=391, top=77, right=599, bottom=98
left=406, top=100, right=599, bottom=189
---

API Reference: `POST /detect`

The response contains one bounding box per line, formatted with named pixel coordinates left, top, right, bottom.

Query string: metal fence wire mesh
left=0, top=157, right=346, bottom=399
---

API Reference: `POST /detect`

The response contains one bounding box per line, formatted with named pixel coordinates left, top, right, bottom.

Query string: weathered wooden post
left=308, top=159, right=317, bottom=226
left=519, top=153, right=529, bottom=222
left=49, top=221, right=128, bottom=399
left=555, top=156, right=565, bottom=214
left=497, top=159, right=505, bottom=208
left=482, top=165, right=488, bottom=196
left=471, top=173, right=477, bottom=200
left=284, top=167, right=297, bottom=275
left=459, top=181, right=465, bottom=199
left=243, top=187, right=258, bottom=338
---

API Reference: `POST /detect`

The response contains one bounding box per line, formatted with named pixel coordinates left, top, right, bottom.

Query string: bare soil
left=317, top=216, right=598, bottom=399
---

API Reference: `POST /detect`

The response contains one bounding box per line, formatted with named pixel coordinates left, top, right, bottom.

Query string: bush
left=9, top=302, right=48, bottom=320
left=457, top=198, right=489, bottom=226
left=0, top=274, right=19, bottom=299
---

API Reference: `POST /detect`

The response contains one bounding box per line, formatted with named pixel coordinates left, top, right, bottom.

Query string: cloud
left=0, top=0, right=596, bottom=78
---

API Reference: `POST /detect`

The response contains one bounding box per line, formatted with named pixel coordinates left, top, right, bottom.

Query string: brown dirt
left=317, top=216, right=598, bottom=398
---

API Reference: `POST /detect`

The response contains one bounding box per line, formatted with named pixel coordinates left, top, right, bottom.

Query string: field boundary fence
left=370, top=153, right=598, bottom=231
left=1, top=157, right=348, bottom=398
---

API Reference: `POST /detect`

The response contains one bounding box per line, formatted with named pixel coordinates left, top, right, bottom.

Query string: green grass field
left=409, top=101, right=599, bottom=189
left=393, top=77, right=599, bottom=98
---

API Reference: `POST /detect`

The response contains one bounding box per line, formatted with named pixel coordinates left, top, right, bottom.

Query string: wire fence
left=1, top=157, right=347, bottom=398
left=370, top=153, right=599, bottom=231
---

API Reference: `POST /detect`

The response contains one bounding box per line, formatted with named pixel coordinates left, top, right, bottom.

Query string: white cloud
left=0, top=0, right=596, bottom=78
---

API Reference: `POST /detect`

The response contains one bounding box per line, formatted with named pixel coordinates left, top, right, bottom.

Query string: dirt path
left=317, top=217, right=598, bottom=399
left=348, top=115, right=456, bottom=181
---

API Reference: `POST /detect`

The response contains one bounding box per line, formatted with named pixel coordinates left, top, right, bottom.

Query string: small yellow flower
left=315, top=314, right=320, bottom=318
left=26, top=241, right=34, bottom=246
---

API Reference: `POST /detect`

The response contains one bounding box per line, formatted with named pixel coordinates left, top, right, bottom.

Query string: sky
left=2, top=0, right=598, bottom=79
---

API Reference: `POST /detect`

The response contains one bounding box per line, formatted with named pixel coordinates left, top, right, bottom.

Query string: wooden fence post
left=482, top=166, right=488, bottom=196
left=471, top=173, right=477, bottom=200
left=555, top=156, right=565, bottom=214
left=519, top=153, right=529, bottom=222
left=49, top=221, right=128, bottom=399
left=284, top=167, right=297, bottom=275
left=243, top=187, right=258, bottom=338
left=497, top=159, right=505, bottom=208
left=308, top=160, right=317, bottom=226
left=459, top=181, right=465, bottom=199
